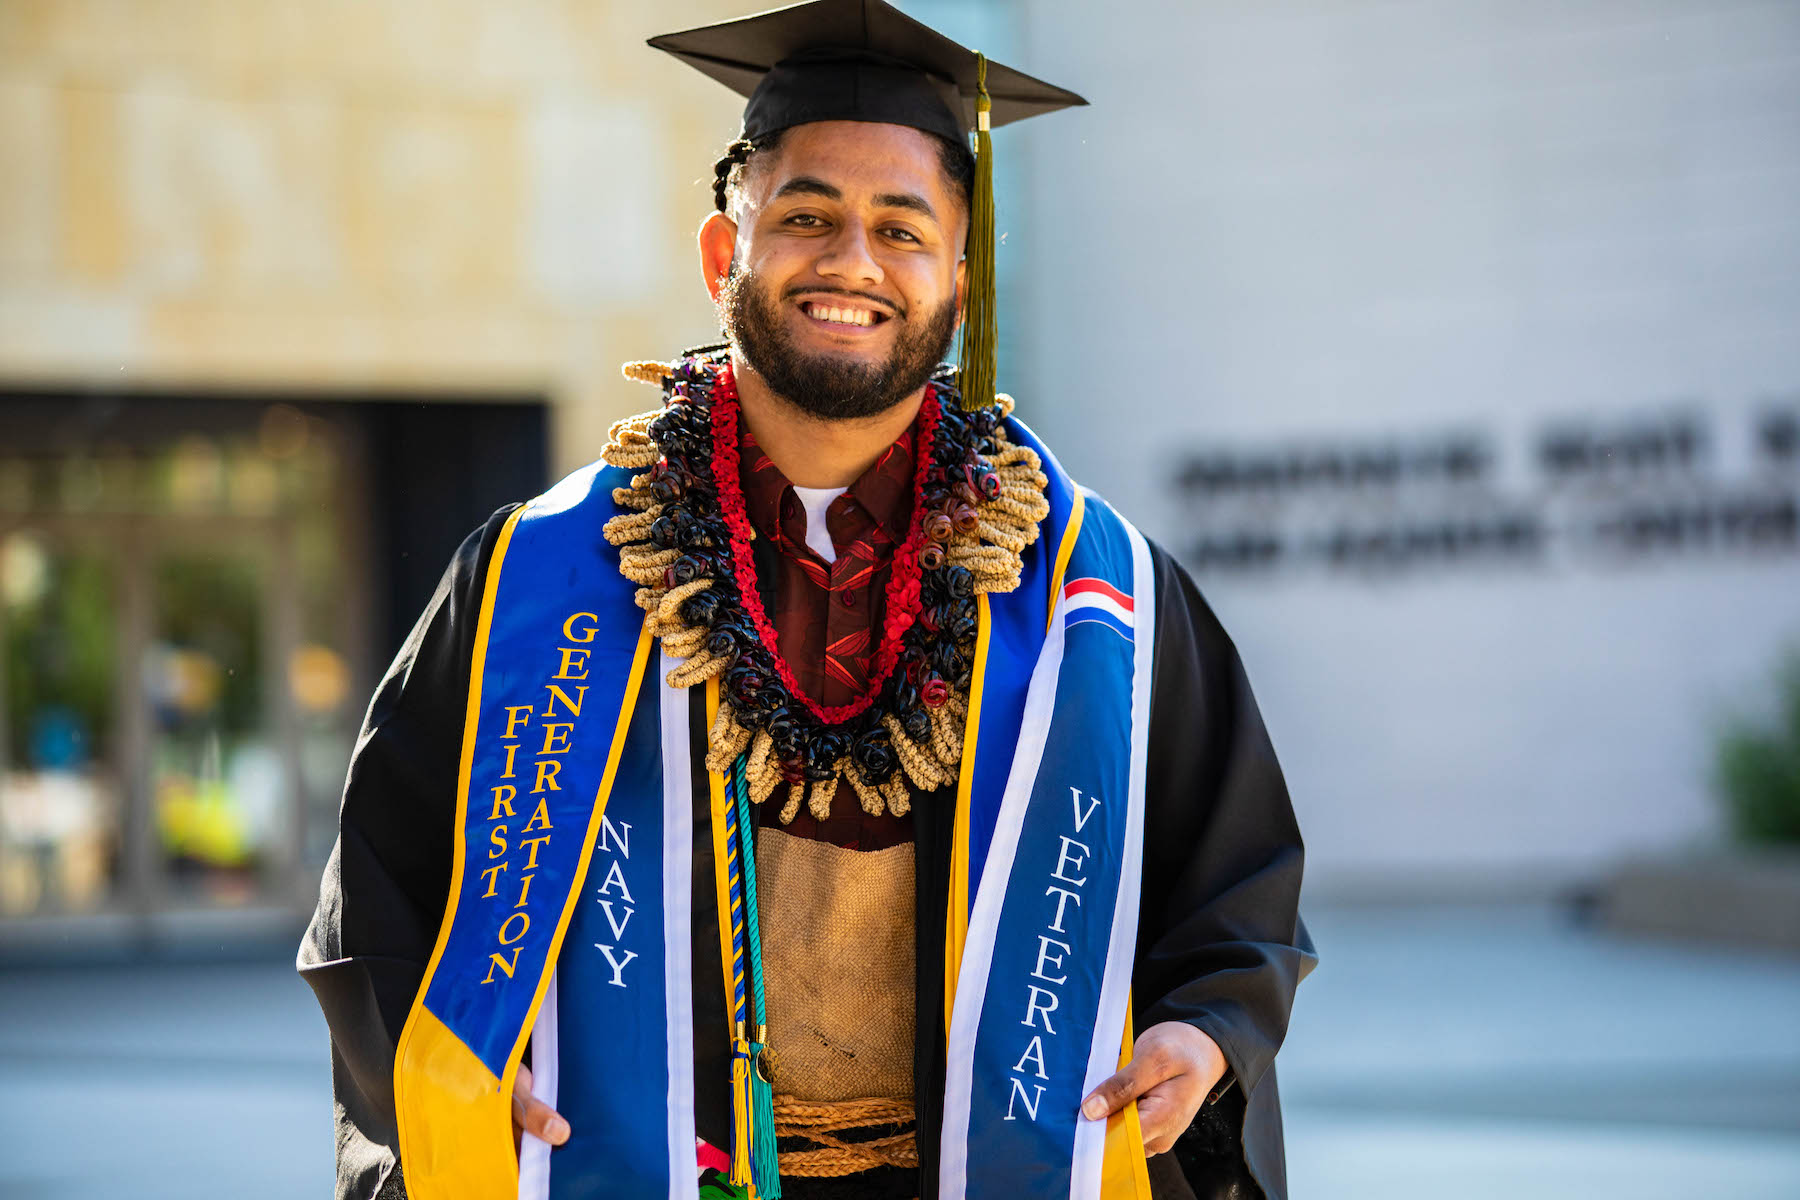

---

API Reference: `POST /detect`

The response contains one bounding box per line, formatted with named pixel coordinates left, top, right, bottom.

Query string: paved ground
left=0, top=951, right=333, bottom=1199
left=0, top=903, right=1795, bottom=1198
left=1281, top=905, right=1800, bottom=1198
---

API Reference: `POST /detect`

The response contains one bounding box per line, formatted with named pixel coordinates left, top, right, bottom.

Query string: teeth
left=809, top=303, right=873, bottom=327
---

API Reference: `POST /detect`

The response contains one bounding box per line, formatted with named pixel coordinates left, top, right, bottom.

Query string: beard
left=720, top=264, right=958, bottom=422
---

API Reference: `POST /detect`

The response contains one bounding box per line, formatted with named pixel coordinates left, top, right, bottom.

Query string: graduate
left=298, top=2, right=1314, bottom=1197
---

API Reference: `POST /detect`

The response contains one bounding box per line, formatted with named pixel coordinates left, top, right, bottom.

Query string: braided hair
left=711, top=131, right=786, bottom=214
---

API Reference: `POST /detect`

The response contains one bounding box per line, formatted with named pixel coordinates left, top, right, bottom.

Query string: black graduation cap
left=649, top=0, right=1085, bottom=146
left=650, top=0, right=1088, bottom=411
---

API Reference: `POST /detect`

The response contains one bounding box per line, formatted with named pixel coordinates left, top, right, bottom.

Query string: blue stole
left=392, top=418, right=1156, bottom=1200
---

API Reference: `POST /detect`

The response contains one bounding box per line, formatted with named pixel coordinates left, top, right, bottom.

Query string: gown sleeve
left=1131, top=539, right=1318, bottom=1200
left=296, top=505, right=519, bottom=1200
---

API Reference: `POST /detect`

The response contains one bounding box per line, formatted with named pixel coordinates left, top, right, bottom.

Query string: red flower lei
left=708, top=363, right=939, bottom=726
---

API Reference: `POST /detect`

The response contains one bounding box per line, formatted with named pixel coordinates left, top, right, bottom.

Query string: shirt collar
left=737, top=418, right=917, bottom=548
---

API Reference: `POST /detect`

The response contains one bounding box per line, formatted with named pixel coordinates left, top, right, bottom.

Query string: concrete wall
left=1009, top=0, right=1800, bottom=892
left=0, top=0, right=752, bottom=476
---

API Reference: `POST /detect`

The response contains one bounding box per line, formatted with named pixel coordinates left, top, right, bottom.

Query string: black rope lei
left=638, top=351, right=1011, bottom=795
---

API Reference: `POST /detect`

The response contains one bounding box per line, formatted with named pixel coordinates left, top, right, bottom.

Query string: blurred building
left=2, top=0, right=1797, bottom=950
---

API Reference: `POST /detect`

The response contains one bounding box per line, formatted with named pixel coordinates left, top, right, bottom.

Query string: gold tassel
left=956, top=53, right=997, bottom=413
left=730, top=1025, right=754, bottom=1188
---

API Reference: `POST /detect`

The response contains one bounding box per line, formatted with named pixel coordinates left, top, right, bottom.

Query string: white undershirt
left=790, top=485, right=849, bottom=563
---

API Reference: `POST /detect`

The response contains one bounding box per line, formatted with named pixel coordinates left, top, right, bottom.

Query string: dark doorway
left=355, top=401, right=549, bottom=662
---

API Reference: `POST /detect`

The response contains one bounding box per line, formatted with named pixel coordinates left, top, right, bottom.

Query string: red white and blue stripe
left=1062, top=577, right=1135, bottom=641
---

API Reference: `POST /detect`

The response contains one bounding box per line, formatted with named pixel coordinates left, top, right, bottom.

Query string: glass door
left=146, top=532, right=302, bottom=909
left=0, top=399, right=366, bottom=935
left=0, top=528, right=124, bottom=916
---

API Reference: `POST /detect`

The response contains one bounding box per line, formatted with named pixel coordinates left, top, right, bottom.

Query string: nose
left=813, top=218, right=884, bottom=288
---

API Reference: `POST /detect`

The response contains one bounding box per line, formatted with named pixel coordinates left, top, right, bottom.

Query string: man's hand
left=1079, top=1021, right=1227, bottom=1155
left=511, top=1064, right=571, bottom=1151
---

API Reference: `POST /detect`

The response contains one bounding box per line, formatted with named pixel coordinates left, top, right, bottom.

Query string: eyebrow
left=875, top=191, right=938, bottom=221
left=772, top=175, right=940, bottom=224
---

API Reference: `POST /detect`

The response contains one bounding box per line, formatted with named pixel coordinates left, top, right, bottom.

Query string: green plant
left=1716, top=652, right=1800, bottom=845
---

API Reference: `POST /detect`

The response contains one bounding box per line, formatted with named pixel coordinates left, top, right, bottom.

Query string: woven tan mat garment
left=756, top=829, right=916, bottom=1102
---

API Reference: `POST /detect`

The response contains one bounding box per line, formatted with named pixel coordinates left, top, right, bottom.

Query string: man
left=299, top=3, right=1313, bottom=1199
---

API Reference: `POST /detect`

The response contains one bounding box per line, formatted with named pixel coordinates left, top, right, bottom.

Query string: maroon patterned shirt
left=738, top=420, right=919, bottom=851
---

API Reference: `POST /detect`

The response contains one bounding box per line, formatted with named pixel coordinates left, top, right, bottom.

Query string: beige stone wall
left=0, top=0, right=752, bottom=474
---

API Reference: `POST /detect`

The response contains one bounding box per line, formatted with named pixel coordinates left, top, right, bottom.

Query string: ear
left=699, top=211, right=739, bottom=303
left=953, top=255, right=967, bottom=332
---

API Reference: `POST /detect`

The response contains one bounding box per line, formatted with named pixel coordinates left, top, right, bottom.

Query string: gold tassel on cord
left=956, top=52, right=997, bottom=413
left=730, top=1022, right=754, bottom=1189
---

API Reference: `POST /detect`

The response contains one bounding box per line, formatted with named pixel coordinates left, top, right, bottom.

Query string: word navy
left=591, top=811, right=638, bottom=988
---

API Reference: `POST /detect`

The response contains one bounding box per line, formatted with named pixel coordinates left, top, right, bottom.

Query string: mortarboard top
left=648, top=0, right=1086, bottom=147
left=650, top=0, right=1088, bottom=412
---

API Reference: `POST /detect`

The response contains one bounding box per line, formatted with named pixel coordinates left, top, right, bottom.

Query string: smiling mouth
left=799, top=300, right=891, bottom=329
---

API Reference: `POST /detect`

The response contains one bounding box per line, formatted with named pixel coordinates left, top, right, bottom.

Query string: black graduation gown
left=299, top=502, right=1315, bottom=1200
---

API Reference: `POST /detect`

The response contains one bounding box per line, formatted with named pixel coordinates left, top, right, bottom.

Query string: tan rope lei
left=771, top=1095, right=918, bottom=1177
left=604, top=360, right=1050, bottom=821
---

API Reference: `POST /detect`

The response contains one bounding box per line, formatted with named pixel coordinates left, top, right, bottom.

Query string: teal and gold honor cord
left=721, top=42, right=994, bottom=1171
left=725, top=753, right=781, bottom=1198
